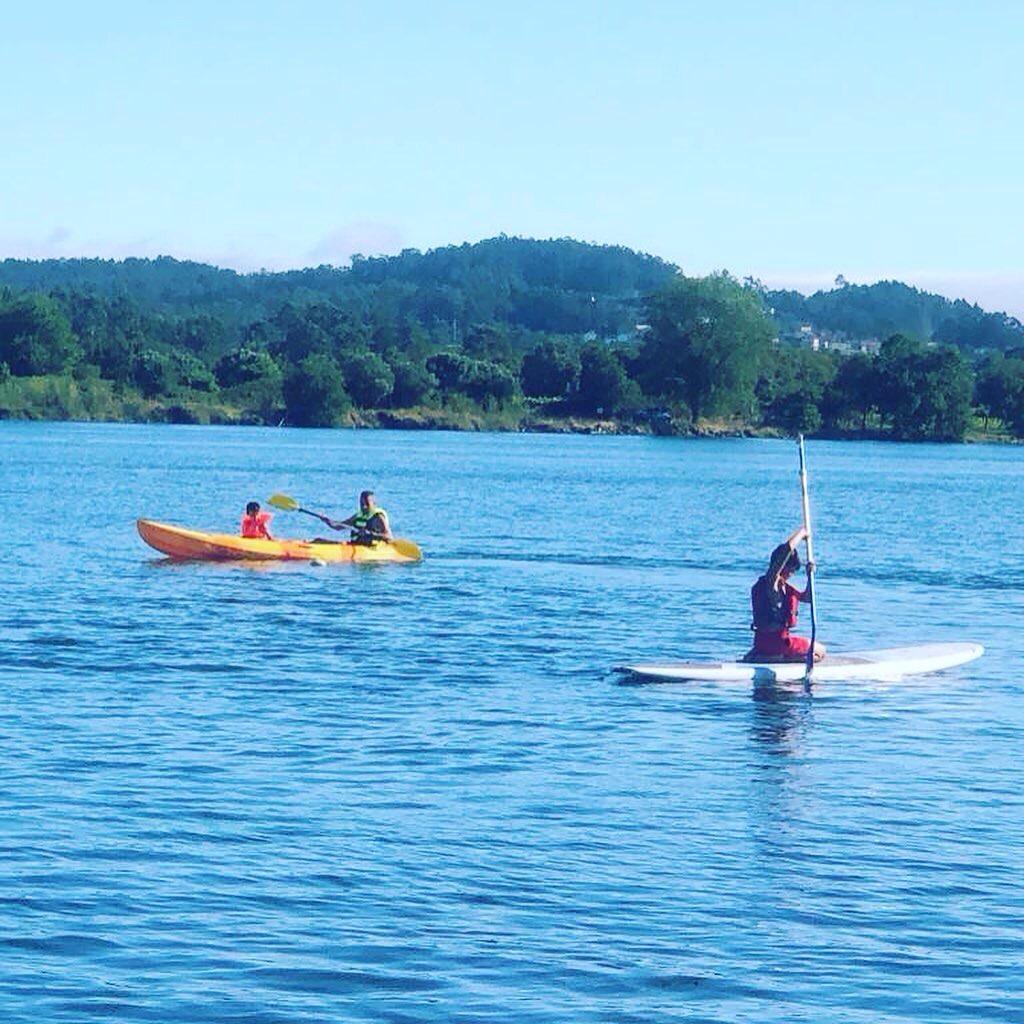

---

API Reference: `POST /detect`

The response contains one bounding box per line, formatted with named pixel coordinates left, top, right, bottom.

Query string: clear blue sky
left=2, top=1, right=1022, bottom=312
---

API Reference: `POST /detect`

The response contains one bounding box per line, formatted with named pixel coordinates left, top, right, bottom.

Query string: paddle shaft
left=798, top=434, right=818, bottom=677
left=294, top=505, right=333, bottom=526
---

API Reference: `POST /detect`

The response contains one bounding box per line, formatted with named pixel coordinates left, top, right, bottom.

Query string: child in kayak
left=744, top=526, right=825, bottom=663
left=241, top=501, right=273, bottom=540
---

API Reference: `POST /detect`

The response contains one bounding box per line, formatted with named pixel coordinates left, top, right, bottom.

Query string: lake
left=2, top=422, right=1022, bottom=1022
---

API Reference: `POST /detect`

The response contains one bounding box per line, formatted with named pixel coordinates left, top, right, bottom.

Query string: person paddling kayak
left=324, top=490, right=392, bottom=545
left=744, top=526, right=826, bottom=664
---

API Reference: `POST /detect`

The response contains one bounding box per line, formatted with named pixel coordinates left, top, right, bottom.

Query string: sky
left=1, top=1, right=1022, bottom=313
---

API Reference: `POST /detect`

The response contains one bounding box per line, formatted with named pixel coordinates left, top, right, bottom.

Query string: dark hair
left=360, top=490, right=374, bottom=504
left=246, top=501, right=260, bottom=516
left=769, top=543, right=800, bottom=577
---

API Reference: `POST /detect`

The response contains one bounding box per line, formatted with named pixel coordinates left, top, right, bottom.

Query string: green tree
left=765, top=392, right=822, bottom=433
left=426, top=352, right=518, bottom=406
left=215, top=347, right=283, bottom=420
left=426, top=352, right=471, bottom=392
left=756, top=348, right=836, bottom=432
left=283, top=354, right=350, bottom=427
left=821, top=353, right=879, bottom=431
left=215, top=347, right=282, bottom=389
left=0, top=294, right=80, bottom=375
left=388, top=358, right=437, bottom=407
left=271, top=302, right=368, bottom=364
left=975, top=353, right=1024, bottom=436
left=875, top=335, right=973, bottom=440
left=133, top=349, right=176, bottom=397
left=172, top=351, right=217, bottom=392
left=639, top=273, right=773, bottom=420
left=175, top=314, right=229, bottom=355
left=462, top=360, right=518, bottom=405
left=575, top=343, right=632, bottom=415
left=462, top=322, right=517, bottom=366
left=974, top=354, right=1004, bottom=427
left=520, top=339, right=578, bottom=398
left=342, top=350, right=395, bottom=408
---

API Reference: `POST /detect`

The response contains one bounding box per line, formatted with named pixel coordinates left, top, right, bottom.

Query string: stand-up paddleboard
left=616, top=642, right=984, bottom=683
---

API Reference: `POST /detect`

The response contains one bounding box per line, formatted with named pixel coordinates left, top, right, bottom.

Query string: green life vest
left=351, top=505, right=388, bottom=540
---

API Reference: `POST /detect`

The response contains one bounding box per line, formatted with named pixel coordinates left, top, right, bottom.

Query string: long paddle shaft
left=798, top=434, right=819, bottom=678
left=290, top=503, right=389, bottom=540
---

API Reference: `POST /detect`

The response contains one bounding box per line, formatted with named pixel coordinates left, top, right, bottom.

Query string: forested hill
left=766, top=280, right=1024, bottom=351
left=2, top=236, right=1023, bottom=440
left=0, top=255, right=243, bottom=311
left=1, top=237, right=1021, bottom=350
left=0, top=237, right=678, bottom=337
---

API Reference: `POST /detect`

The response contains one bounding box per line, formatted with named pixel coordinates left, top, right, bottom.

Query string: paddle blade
left=268, top=492, right=300, bottom=511
left=389, top=538, right=422, bottom=561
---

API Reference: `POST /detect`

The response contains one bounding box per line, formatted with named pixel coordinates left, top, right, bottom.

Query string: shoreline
left=0, top=404, right=1016, bottom=445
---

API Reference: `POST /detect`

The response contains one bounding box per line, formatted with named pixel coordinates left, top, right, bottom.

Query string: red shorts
left=749, top=632, right=811, bottom=662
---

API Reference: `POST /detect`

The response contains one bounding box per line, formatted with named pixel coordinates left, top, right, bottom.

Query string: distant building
left=797, top=324, right=821, bottom=351
left=778, top=322, right=880, bottom=356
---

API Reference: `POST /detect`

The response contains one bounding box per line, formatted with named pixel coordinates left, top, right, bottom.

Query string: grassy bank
left=0, top=377, right=772, bottom=436
left=0, top=375, right=256, bottom=425
left=0, top=374, right=1017, bottom=443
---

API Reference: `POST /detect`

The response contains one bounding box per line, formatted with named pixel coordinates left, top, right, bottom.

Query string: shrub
left=283, top=354, right=350, bottom=427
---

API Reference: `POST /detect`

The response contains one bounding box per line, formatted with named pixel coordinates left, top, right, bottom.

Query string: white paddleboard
left=616, top=642, right=984, bottom=683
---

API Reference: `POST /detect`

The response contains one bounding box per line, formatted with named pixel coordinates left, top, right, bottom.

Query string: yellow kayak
left=137, top=519, right=421, bottom=563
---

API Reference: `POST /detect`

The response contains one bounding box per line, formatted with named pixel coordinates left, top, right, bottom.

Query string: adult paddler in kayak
left=744, top=526, right=826, bottom=664
left=323, top=490, right=393, bottom=545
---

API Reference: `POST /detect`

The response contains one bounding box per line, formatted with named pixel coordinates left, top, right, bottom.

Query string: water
left=2, top=422, right=1022, bottom=1023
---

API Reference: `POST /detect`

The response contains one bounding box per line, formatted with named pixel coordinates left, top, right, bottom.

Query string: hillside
left=0, top=237, right=677, bottom=339
left=766, top=280, right=1024, bottom=352
left=2, top=239, right=1020, bottom=352
left=1, top=237, right=1022, bottom=441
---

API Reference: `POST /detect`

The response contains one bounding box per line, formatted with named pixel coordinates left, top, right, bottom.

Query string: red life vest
left=241, top=511, right=272, bottom=538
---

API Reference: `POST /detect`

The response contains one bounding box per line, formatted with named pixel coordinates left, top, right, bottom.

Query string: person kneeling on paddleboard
left=241, top=501, right=273, bottom=540
left=323, top=490, right=392, bottom=546
left=744, top=526, right=826, bottom=664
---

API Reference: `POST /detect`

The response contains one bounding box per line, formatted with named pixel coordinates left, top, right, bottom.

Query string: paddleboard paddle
left=797, top=435, right=819, bottom=682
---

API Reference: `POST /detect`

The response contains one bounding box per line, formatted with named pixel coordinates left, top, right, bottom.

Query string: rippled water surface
left=2, top=422, right=1023, bottom=1022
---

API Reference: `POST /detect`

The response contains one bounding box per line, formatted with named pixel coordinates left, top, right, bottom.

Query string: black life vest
left=751, top=575, right=790, bottom=632
left=350, top=505, right=388, bottom=542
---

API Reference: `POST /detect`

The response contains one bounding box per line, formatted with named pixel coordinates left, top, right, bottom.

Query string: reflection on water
left=750, top=682, right=815, bottom=757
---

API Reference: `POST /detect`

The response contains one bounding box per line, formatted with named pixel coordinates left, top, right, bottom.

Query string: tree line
left=1, top=240, right=1022, bottom=440
left=4, top=239, right=1021, bottom=352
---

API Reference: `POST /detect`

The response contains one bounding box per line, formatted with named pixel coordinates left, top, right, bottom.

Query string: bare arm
left=784, top=525, right=808, bottom=549
left=323, top=514, right=357, bottom=532
left=768, top=526, right=810, bottom=589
